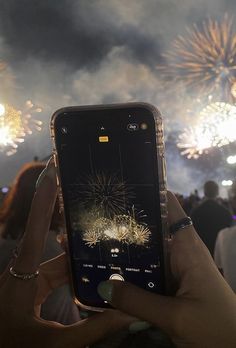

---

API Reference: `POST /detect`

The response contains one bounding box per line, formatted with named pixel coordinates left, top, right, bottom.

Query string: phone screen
left=54, top=106, right=165, bottom=308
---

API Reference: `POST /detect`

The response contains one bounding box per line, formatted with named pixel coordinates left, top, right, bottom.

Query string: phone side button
left=53, top=152, right=58, bottom=167
left=56, top=174, right=60, bottom=187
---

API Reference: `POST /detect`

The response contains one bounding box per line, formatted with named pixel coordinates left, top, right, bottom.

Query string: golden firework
left=0, top=100, right=43, bottom=156
left=0, top=104, right=25, bottom=156
left=22, top=100, right=43, bottom=135
left=159, top=14, right=236, bottom=100
left=132, top=224, right=151, bottom=245
left=81, top=212, right=151, bottom=247
left=75, top=172, right=134, bottom=218
left=177, top=102, right=236, bottom=159
left=83, top=229, right=100, bottom=247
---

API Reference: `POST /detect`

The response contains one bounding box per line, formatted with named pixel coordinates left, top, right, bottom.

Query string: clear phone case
left=50, top=102, right=169, bottom=311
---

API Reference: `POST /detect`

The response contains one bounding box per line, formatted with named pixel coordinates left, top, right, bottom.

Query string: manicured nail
left=36, top=157, right=54, bottom=188
left=129, top=321, right=151, bottom=333
left=97, top=281, right=113, bottom=302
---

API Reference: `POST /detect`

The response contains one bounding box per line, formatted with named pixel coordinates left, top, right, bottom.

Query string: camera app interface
left=55, top=107, right=164, bottom=307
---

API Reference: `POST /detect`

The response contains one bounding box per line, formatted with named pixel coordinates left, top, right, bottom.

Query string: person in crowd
left=228, top=180, right=236, bottom=215
left=194, top=189, right=200, bottom=201
left=182, top=190, right=200, bottom=216
left=191, top=180, right=232, bottom=256
left=1, top=159, right=236, bottom=347
left=0, top=162, right=46, bottom=272
left=214, top=224, right=236, bottom=292
left=214, top=181, right=236, bottom=293
left=0, top=161, right=80, bottom=324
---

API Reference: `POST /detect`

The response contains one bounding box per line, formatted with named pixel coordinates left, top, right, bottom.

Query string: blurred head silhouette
left=204, top=180, right=219, bottom=199
left=0, top=161, right=61, bottom=239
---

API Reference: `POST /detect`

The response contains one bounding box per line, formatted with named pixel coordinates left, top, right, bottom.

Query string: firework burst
left=0, top=104, right=25, bottom=156
left=74, top=172, right=134, bottom=218
left=159, top=14, right=236, bottom=100
left=70, top=174, right=150, bottom=246
left=0, top=100, right=43, bottom=156
left=22, top=100, right=43, bottom=135
left=83, top=229, right=100, bottom=247
left=177, top=102, right=236, bottom=159
left=82, top=213, right=151, bottom=247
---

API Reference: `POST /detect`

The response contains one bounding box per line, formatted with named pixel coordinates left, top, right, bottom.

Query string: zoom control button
left=109, top=274, right=124, bottom=281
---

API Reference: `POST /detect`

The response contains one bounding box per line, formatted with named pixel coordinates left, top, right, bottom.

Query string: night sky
left=0, top=0, right=236, bottom=195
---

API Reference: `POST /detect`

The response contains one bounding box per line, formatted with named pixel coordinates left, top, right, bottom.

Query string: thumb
left=54, top=309, right=136, bottom=347
left=98, top=280, right=185, bottom=335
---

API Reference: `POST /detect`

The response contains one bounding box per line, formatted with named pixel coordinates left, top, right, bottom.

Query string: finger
left=36, top=253, right=69, bottom=305
left=167, top=191, right=211, bottom=256
left=14, top=158, right=57, bottom=273
left=0, top=258, right=15, bottom=286
left=40, top=253, right=68, bottom=289
left=167, top=191, right=203, bottom=252
left=167, top=191, right=209, bottom=246
left=167, top=190, right=188, bottom=224
left=98, top=280, right=183, bottom=336
left=54, top=310, right=136, bottom=347
left=167, top=191, right=222, bottom=295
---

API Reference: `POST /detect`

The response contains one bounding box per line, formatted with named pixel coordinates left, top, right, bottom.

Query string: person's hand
left=0, top=159, right=134, bottom=348
left=98, top=191, right=236, bottom=347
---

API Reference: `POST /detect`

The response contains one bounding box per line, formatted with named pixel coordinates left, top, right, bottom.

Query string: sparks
left=159, top=14, right=236, bottom=100
left=177, top=102, right=236, bottom=159
left=72, top=172, right=134, bottom=218
left=0, top=100, right=43, bottom=156
left=82, top=213, right=151, bottom=247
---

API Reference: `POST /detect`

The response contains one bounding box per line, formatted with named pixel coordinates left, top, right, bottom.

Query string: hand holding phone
left=51, top=102, right=168, bottom=310
left=98, top=192, right=236, bottom=347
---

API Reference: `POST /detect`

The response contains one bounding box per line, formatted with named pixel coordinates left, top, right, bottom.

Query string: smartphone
left=51, top=102, right=168, bottom=310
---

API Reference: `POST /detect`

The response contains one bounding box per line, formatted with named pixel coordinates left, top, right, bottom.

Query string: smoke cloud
left=0, top=0, right=235, bottom=194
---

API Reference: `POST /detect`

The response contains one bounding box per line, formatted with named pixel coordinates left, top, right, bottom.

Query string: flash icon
left=61, top=126, right=68, bottom=134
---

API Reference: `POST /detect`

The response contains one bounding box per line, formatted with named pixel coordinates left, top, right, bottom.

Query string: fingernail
left=97, top=281, right=113, bottom=302
left=129, top=321, right=151, bottom=333
left=36, top=157, right=54, bottom=188
left=36, top=168, right=47, bottom=188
